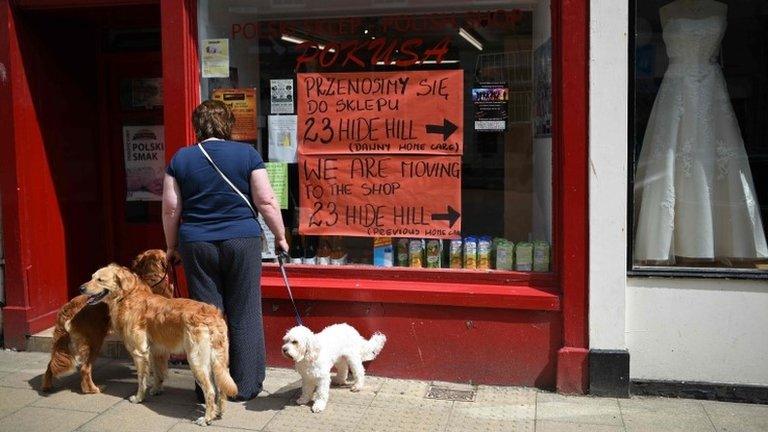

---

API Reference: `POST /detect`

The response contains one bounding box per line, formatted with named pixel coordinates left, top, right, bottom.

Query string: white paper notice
left=270, top=79, right=294, bottom=114
left=123, top=125, right=165, bottom=201
left=268, top=115, right=298, bottom=163
left=201, top=39, right=230, bottom=78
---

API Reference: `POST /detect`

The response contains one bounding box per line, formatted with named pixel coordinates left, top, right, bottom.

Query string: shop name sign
left=294, top=37, right=451, bottom=70
left=299, top=155, right=461, bottom=238
left=297, top=70, right=463, bottom=154
left=298, top=70, right=463, bottom=239
left=231, top=10, right=524, bottom=39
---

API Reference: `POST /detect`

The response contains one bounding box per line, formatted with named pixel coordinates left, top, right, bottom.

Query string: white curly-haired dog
left=281, top=323, right=386, bottom=413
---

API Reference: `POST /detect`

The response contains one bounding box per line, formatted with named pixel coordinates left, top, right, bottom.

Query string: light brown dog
left=80, top=264, right=237, bottom=426
left=42, top=249, right=174, bottom=394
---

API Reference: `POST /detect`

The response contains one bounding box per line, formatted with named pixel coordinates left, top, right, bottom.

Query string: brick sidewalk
left=0, top=350, right=765, bottom=431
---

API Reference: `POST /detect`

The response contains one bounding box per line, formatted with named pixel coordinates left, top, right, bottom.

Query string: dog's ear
left=304, top=333, right=320, bottom=363
left=112, top=265, right=137, bottom=292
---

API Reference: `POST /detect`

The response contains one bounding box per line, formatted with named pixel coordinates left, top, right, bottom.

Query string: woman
left=162, top=100, right=288, bottom=400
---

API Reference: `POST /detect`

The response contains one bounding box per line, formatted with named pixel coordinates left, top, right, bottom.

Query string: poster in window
left=472, top=82, right=508, bottom=131
left=297, top=70, right=464, bottom=155
left=533, top=38, right=552, bottom=138
left=123, top=125, right=165, bottom=201
left=265, top=162, right=289, bottom=209
left=201, top=38, right=230, bottom=78
left=268, top=115, right=298, bottom=163
left=119, top=78, right=163, bottom=110
left=270, top=79, right=294, bottom=114
left=298, top=154, right=462, bottom=239
left=212, top=88, right=258, bottom=141
left=296, top=70, right=463, bottom=239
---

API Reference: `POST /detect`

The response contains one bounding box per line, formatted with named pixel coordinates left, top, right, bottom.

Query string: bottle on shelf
left=317, top=237, right=332, bottom=265
left=289, top=229, right=304, bottom=264
left=330, top=236, right=347, bottom=265
left=303, top=236, right=317, bottom=265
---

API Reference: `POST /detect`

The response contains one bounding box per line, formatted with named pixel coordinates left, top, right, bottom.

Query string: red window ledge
left=261, top=264, right=561, bottom=311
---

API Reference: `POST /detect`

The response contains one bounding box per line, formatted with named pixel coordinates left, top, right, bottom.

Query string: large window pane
left=631, top=0, right=768, bottom=271
left=198, top=0, right=553, bottom=272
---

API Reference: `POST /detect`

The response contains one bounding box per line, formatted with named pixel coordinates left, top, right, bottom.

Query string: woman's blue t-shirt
left=166, top=140, right=265, bottom=244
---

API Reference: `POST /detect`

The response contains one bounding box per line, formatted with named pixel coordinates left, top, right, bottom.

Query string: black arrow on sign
left=425, top=119, right=458, bottom=140
left=431, top=206, right=461, bottom=228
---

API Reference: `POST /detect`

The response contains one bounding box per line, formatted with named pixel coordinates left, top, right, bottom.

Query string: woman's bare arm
left=250, top=169, right=288, bottom=253
left=162, top=174, right=182, bottom=262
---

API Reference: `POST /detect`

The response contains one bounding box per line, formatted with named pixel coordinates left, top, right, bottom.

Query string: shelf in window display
left=261, top=266, right=560, bottom=311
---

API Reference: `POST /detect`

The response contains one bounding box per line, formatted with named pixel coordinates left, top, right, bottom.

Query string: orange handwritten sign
left=299, top=154, right=461, bottom=238
left=297, top=70, right=463, bottom=155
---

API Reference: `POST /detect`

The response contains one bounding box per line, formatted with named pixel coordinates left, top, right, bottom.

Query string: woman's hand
left=276, top=237, right=289, bottom=255
left=166, top=247, right=180, bottom=266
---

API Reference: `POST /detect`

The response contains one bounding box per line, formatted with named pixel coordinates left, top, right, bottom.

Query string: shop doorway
left=12, top=5, right=162, bottom=298
left=99, top=52, right=164, bottom=266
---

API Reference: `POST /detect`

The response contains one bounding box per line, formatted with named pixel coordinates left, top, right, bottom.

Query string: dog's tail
left=361, top=332, right=387, bottom=362
left=43, top=332, right=76, bottom=391
left=210, top=323, right=238, bottom=398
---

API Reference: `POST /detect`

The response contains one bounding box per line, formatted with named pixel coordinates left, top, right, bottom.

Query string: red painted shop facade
left=0, top=0, right=589, bottom=393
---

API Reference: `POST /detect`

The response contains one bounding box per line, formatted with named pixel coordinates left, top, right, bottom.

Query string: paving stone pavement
left=0, top=350, right=765, bottom=432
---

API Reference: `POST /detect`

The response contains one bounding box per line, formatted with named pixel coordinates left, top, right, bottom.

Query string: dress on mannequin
left=634, top=0, right=768, bottom=264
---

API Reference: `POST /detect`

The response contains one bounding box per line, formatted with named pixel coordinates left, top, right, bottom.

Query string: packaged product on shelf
left=463, top=236, right=477, bottom=269
left=495, top=240, right=515, bottom=271
left=515, top=242, right=533, bottom=271
left=396, top=238, right=409, bottom=267
left=533, top=240, right=551, bottom=272
left=409, top=239, right=424, bottom=268
left=449, top=239, right=463, bottom=269
left=330, top=236, right=347, bottom=265
left=491, top=237, right=502, bottom=265
left=425, top=239, right=442, bottom=268
left=317, top=237, right=331, bottom=265
left=373, top=237, right=394, bottom=267
left=477, top=236, right=491, bottom=270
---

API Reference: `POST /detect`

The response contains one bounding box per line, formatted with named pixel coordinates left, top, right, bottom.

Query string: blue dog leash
left=277, top=251, right=303, bottom=326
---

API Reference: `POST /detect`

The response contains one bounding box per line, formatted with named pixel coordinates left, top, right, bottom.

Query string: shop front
left=589, top=0, right=768, bottom=399
left=1, top=0, right=588, bottom=392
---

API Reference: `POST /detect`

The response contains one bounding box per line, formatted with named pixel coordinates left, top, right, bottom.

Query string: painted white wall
left=588, top=0, right=628, bottom=350
left=589, top=0, right=768, bottom=386
left=627, top=278, right=768, bottom=386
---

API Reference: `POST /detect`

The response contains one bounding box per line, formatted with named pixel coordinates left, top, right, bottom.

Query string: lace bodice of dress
left=663, top=15, right=725, bottom=66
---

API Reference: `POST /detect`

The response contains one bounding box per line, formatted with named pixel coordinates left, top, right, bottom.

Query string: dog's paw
left=83, top=386, right=102, bottom=395
left=350, top=383, right=364, bottom=392
left=311, top=400, right=327, bottom=413
left=194, top=416, right=210, bottom=426
left=128, top=395, right=144, bottom=404
left=296, top=396, right=311, bottom=405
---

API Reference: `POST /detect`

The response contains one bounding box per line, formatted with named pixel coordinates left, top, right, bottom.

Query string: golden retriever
left=80, top=263, right=237, bottom=426
left=42, top=249, right=174, bottom=394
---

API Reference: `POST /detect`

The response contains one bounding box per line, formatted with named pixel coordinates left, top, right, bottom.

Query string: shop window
left=630, top=0, right=768, bottom=274
left=197, top=0, right=553, bottom=273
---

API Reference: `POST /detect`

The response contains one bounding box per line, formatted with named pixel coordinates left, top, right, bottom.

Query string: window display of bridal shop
left=631, top=0, right=768, bottom=272
left=197, top=1, right=554, bottom=273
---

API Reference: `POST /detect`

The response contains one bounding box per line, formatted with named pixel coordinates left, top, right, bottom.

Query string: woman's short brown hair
left=192, top=100, right=235, bottom=141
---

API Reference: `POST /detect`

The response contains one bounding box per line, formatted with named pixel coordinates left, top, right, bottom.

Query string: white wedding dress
left=634, top=14, right=768, bottom=263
